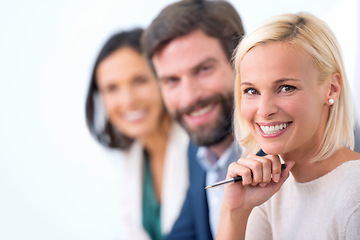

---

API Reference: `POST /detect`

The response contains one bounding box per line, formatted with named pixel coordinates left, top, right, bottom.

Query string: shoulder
left=163, top=122, right=190, bottom=174
left=340, top=161, right=360, bottom=239
left=165, top=122, right=190, bottom=160
left=312, top=160, right=360, bottom=218
left=334, top=160, right=360, bottom=200
left=344, top=202, right=360, bottom=239
left=115, top=141, right=143, bottom=161
left=336, top=159, right=360, bottom=184
left=168, top=122, right=190, bottom=143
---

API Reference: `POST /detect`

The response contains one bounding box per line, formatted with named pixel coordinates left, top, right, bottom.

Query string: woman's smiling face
left=96, top=47, right=164, bottom=140
left=239, top=42, right=331, bottom=157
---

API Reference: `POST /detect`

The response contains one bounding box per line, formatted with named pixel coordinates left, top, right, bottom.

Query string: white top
left=245, top=159, right=360, bottom=240
left=106, top=123, right=190, bottom=240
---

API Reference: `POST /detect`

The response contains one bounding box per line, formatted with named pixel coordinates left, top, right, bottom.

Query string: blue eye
left=161, top=77, right=179, bottom=87
left=194, top=64, right=214, bottom=77
left=199, top=65, right=211, bottom=72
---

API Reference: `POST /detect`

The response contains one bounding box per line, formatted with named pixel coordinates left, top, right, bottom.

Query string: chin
left=123, top=128, right=146, bottom=139
left=260, top=145, right=285, bottom=156
left=263, top=151, right=281, bottom=156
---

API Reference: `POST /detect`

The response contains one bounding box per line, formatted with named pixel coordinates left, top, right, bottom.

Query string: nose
left=257, top=93, right=278, bottom=119
left=117, top=86, right=136, bottom=107
left=179, top=76, right=201, bottom=108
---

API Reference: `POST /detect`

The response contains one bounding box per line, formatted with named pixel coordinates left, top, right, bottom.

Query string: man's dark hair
left=142, top=0, right=245, bottom=67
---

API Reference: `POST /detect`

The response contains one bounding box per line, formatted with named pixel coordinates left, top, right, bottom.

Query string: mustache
left=175, top=94, right=224, bottom=117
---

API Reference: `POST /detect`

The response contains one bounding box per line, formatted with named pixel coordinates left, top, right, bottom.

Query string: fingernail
left=273, top=174, right=280, bottom=183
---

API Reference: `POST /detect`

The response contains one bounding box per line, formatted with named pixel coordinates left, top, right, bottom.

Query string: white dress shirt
left=196, top=142, right=240, bottom=238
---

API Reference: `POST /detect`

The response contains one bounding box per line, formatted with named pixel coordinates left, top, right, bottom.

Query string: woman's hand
left=222, top=154, right=294, bottom=212
left=216, top=155, right=294, bottom=240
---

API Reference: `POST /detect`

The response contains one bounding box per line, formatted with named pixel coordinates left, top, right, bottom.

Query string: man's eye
left=193, top=64, right=214, bottom=77
left=162, top=77, right=179, bottom=86
left=244, top=88, right=259, bottom=95
left=200, top=65, right=212, bottom=72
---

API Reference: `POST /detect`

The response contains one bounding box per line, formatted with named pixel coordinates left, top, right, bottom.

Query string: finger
left=281, top=161, right=295, bottom=177
left=264, top=155, right=282, bottom=183
left=238, top=156, right=263, bottom=185
left=227, top=161, right=253, bottom=185
left=264, top=161, right=295, bottom=194
left=248, top=154, right=273, bottom=183
left=278, top=161, right=295, bottom=183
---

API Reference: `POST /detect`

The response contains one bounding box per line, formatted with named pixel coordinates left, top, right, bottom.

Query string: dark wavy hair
left=142, top=0, right=245, bottom=70
left=85, top=28, right=143, bottom=150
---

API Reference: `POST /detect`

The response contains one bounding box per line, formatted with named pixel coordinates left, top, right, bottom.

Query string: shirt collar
left=197, top=142, right=240, bottom=172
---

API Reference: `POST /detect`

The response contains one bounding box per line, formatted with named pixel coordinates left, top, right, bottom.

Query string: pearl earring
left=329, top=98, right=334, bottom=105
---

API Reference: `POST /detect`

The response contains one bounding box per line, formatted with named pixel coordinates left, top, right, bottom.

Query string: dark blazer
left=166, top=142, right=213, bottom=240
left=166, top=142, right=266, bottom=240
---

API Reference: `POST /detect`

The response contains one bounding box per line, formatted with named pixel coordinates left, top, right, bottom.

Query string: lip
left=122, top=109, right=147, bottom=123
left=183, top=103, right=219, bottom=127
left=256, top=121, right=292, bottom=138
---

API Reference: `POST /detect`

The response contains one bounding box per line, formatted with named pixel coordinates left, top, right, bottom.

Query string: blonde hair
left=233, top=12, right=354, bottom=162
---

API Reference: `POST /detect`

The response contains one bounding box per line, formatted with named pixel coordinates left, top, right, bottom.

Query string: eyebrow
left=240, top=78, right=301, bottom=86
left=192, top=58, right=218, bottom=70
left=159, top=57, right=218, bottom=81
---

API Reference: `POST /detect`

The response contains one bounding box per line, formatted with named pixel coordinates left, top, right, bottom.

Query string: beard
left=172, top=92, right=234, bottom=147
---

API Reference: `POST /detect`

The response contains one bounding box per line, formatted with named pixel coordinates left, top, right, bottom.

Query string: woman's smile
left=257, top=122, right=291, bottom=136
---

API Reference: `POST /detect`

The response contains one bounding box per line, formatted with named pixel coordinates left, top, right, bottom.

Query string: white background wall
left=0, top=0, right=358, bottom=239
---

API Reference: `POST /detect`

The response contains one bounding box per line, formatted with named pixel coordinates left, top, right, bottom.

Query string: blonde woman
left=217, top=13, right=360, bottom=239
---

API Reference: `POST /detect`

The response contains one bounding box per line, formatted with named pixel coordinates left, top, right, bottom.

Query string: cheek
left=284, top=95, right=314, bottom=119
left=160, top=87, right=177, bottom=112
left=215, top=71, right=234, bottom=91
left=240, top=98, right=257, bottom=122
left=101, top=95, right=116, bottom=116
left=141, top=84, right=160, bottom=99
left=151, top=94, right=165, bottom=116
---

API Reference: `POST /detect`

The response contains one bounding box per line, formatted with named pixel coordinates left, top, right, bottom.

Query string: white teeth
left=189, top=104, right=214, bottom=117
left=260, top=123, right=289, bottom=134
left=123, top=110, right=146, bottom=121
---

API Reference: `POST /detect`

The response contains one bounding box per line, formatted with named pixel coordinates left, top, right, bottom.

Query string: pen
left=205, top=163, right=286, bottom=189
